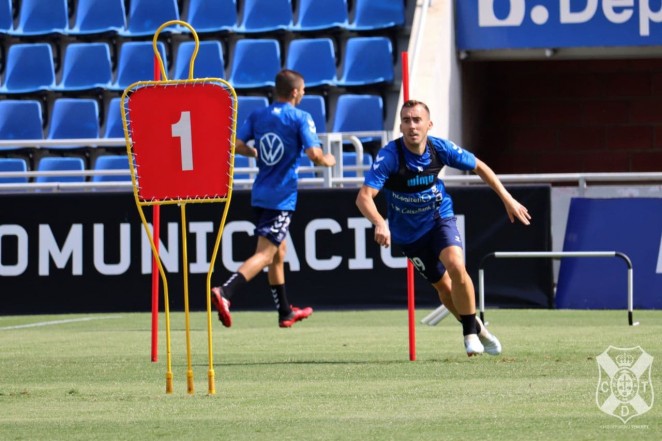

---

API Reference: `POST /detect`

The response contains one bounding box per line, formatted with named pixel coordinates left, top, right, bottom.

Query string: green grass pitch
left=1, top=309, right=660, bottom=440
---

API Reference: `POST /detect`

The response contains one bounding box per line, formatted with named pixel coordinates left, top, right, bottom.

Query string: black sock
left=460, top=314, right=478, bottom=336
left=456, top=317, right=481, bottom=334
left=270, top=284, right=291, bottom=317
left=220, top=272, right=247, bottom=300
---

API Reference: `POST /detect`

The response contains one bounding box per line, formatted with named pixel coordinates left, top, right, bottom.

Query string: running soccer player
left=356, top=100, right=531, bottom=356
left=211, top=69, right=336, bottom=328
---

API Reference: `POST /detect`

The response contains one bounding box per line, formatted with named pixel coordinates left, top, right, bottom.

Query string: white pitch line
left=0, top=316, right=121, bottom=331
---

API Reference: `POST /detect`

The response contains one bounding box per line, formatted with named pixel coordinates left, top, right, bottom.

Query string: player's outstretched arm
left=473, top=159, right=531, bottom=225
left=356, top=185, right=391, bottom=248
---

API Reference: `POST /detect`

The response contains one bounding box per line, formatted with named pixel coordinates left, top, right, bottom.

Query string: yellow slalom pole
left=164, top=284, right=173, bottom=394
left=133, top=203, right=173, bottom=393
left=180, top=203, right=194, bottom=395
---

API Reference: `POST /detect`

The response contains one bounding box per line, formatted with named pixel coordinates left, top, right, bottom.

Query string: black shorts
left=398, top=216, right=463, bottom=283
left=253, top=208, right=293, bottom=246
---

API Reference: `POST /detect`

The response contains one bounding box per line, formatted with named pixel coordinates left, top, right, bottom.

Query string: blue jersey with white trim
left=238, top=102, right=320, bottom=210
left=363, top=136, right=477, bottom=245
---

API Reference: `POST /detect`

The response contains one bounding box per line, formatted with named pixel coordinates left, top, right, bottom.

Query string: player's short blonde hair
left=401, top=100, right=430, bottom=116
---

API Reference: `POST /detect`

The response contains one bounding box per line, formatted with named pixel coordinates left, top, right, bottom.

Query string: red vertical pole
left=401, top=51, right=416, bottom=362
left=151, top=55, right=161, bottom=363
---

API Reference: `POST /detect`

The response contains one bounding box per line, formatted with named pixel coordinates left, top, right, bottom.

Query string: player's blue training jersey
left=363, top=136, right=477, bottom=245
left=238, top=102, right=320, bottom=210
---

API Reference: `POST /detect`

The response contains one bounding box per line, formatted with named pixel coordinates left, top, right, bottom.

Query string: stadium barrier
left=0, top=131, right=389, bottom=190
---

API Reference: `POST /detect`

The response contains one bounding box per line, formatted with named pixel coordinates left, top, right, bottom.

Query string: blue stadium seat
left=35, top=157, right=86, bottom=183
left=337, top=37, right=394, bottom=87
left=119, top=0, right=180, bottom=37
left=0, top=0, right=11, bottom=33
left=67, top=0, right=126, bottom=35
left=0, top=43, right=56, bottom=94
left=285, top=38, right=337, bottom=88
left=53, top=42, right=113, bottom=91
left=236, top=96, right=269, bottom=129
left=173, top=40, right=225, bottom=80
left=233, top=155, right=252, bottom=180
left=46, top=98, right=100, bottom=150
left=0, top=100, right=43, bottom=152
left=92, top=155, right=131, bottom=182
left=103, top=98, right=124, bottom=139
left=109, top=42, right=168, bottom=91
left=298, top=95, right=326, bottom=133
left=0, top=158, right=29, bottom=183
left=185, top=0, right=237, bottom=34
left=228, top=39, right=281, bottom=89
left=291, top=0, right=348, bottom=32
left=236, top=0, right=293, bottom=33
left=342, top=151, right=373, bottom=177
left=9, top=0, right=68, bottom=36
left=345, top=0, right=405, bottom=31
left=331, top=94, right=384, bottom=144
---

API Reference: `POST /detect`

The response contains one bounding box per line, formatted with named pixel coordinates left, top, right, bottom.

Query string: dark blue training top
left=363, top=135, right=477, bottom=245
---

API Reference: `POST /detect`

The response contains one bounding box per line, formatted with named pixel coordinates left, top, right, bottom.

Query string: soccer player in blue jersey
left=356, top=100, right=531, bottom=356
left=211, top=69, right=336, bottom=328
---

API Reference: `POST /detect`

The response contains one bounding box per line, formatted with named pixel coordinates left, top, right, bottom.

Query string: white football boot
left=464, top=334, right=484, bottom=357
left=475, top=316, right=502, bottom=356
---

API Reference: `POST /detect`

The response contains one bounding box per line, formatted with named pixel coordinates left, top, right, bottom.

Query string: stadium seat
left=331, top=94, right=384, bottom=144
left=236, top=0, right=293, bottom=33
left=228, top=39, right=281, bottom=89
left=345, top=0, right=405, bottom=31
left=67, top=0, right=126, bottom=35
left=53, top=42, right=113, bottom=91
left=236, top=96, right=269, bottom=129
left=109, top=41, right=168, bottom=91
left=233, top=155, right=252, bottom=180
left=342, top=151, right=373, bottom=177
left=291, top=0, right=348, bottom=32
left=9, top=0, right=68, bottom=36
left=0, top=43, right=56, bottom=94
left=119, top=0, right=180, bottom=37
left=298, top=95, right=326, bottom=133
left=0, top=100, right=44, bottom=152
left=103, top=98, right=125, bottom=139
left=92, top=155, right=131, bottom=182
left=46, top=98, right=100, bottom=150
left=173, top=40, right=225, bottom=80
left=337, top=37, right=394, bottom=87
left=285, top=38, right=337, bottom=88
left=0, top=0, right=11, bottom=34
left=185, top=0, right=237, bottom=34
left=0, top=158, right=29, bottom=183
left=35, top=157, right=86, bottom=183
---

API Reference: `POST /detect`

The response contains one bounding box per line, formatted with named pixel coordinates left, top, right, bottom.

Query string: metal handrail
left=2, top=134, right=662, bottom=192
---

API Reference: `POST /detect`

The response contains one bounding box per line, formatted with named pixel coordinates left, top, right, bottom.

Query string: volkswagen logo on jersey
left=259, top=132, right=285, bottom=166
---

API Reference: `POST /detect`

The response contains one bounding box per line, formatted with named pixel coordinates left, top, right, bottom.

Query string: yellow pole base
left=187, top=370, right=195, bottom=395
left=166, top=372, right=174, bottom=394
left=208, top=369, right=216, bottom=395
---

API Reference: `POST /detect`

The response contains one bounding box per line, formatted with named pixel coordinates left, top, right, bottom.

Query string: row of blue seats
left=0, top=155, right=129, bottom=183
left=0, top=0, right=405, bottom=37
left=0, top=94, right=385, bottom=151
left=0, top=152, right=373, bottom=184
left=0, top=37, right=394, bottom=93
